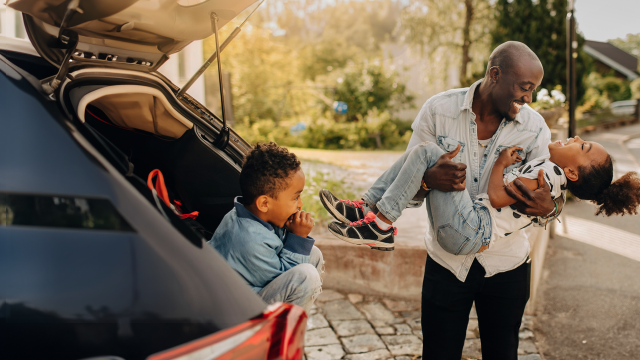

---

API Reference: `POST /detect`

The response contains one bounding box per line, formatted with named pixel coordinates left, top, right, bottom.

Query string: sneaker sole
left=328, top=228, right=395, bottom=250
left=320, top=191, right=351, bottom=223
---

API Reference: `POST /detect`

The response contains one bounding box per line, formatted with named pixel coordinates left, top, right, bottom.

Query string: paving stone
left=466, top=318, right=478, bottom=332
left=413, top=330, right=422, bottom=341
left=393, top=324, right=412, bottom=335
left=323, top=299, right=365, bottom=321
left=469, top=303, right=477, bottom=319
left=400, top=311, right=421, bottom=319
left=394, top=357, right=413, bottom=360
left=307, top=313, right=329, bottom=330
left=381, top=335, right=422, bottom=356
left=518, top=354, right=542, bottom=360
left=519, top=329, right=534, bottom=339
left=375, top=326, right=396, bottom=335
left=461, top=338, right=482, bottom=359
left=344, top=349, right=392, bottom=360
left=465, top=330, right=478, bottom=339
left=348, top=293, right=364, bottom=304
left=406, top=318, right=421, bottom=331
left=305, top=328, right=340, bottom=346
left=520, top=315, right=534, bottom=330
left=381, top=298, right=420, bottom=312
left=332, top=320, right=376, bottom=336
left=341, top=334, right=387, bottom=354
left=359, top=302, right=396, bottom=326
left=518, top=340, right=538, bottom=355
left=305, top=344, right=345, bottom=360
left=316, top=289, right=345, bottom=302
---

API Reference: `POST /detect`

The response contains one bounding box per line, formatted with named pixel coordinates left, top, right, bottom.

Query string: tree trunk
left=460, top=0, right=474, bottom=82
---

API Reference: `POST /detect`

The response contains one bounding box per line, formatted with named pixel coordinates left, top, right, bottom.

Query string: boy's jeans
left=258, top=246, right=324, bottom=311
left=362, top=142, right=492, bottom=255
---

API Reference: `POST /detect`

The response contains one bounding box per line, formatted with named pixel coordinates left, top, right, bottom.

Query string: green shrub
left=234, top=110, right=413, bottom=150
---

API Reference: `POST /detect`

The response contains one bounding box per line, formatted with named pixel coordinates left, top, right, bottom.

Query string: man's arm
left=505, top=169, right=559, bottom=217
left=407, top=99, right=467, bottom=192
left=508, top=126, right=556, bottom=216
left=423, top=144, right=468, bottom=192
left=488, top=147, right=538, bottom=208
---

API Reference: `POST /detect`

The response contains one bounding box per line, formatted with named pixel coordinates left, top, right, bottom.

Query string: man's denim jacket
left=208, top=197, right=315, bottom=292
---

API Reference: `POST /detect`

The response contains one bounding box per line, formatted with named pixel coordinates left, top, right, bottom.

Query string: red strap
left=147, top=169, right=199, bottom=219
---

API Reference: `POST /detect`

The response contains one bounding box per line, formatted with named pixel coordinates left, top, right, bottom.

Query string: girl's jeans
left=362, top=142, right=492, bottom=255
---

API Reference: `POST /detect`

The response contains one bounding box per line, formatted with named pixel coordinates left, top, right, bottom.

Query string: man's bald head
left=485, top=41, right=542, bottom=77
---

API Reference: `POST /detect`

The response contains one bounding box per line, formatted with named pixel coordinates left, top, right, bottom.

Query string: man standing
left=410, top=41, right=560, bottom=359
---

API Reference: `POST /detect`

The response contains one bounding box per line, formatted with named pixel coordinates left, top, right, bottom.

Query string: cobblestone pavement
left=304, top=289, right=542, bottom=360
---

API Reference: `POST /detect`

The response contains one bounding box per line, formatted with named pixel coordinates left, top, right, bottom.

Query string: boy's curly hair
left=239, top=142, right=301, bottom=206
left=567, top=155, right=640, bottom=216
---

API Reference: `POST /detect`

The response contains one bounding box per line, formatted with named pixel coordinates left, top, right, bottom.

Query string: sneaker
left=327, top=211, right=396, bottom=251
left=319, top=189, right=368, bottom=223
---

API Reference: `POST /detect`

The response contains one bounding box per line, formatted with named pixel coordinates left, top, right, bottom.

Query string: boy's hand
left=285, top=210, right=314, bottom=238
left=496, top=146, right=523, bottom=168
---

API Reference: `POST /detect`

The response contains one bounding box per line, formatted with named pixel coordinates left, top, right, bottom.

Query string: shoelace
left=341, top=199, right=365, bottom=208
left=349, top=211, right=398, bottom=235
left=348, top=211, right=377, bottom=227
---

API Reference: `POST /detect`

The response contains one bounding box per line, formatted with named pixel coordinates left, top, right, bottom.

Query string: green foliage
left=609, top=33, right=640, bottom=57
left=631, top=78, right=640, bottom=100
left=400, top=0, right=493, bottom=86
left=234, top=110, right=413, bottom=151
left=490, top=0, right=592, bottom=101
left=577, top=72, right=633, bottom=114
left=331, top=64, right=415, bottom=121
left=302, top=171, right=358, bottom=225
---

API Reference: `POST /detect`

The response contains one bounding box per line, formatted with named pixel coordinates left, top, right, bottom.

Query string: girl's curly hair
left=567, top=155, right=640, bottom=216
left=239, top=142, right=301, bottom=205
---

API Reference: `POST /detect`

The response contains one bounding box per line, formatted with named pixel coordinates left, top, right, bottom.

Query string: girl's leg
left=425, top=189, right=492, bottom=255
left=366, top=142, right=443, bottom=223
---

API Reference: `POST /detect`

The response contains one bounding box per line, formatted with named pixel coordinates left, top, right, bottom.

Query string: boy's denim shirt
left=208, top=197, right=315, bottom=292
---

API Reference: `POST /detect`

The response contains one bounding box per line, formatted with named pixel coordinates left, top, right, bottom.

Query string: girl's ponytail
left=594, top=171, right=640, bottom=216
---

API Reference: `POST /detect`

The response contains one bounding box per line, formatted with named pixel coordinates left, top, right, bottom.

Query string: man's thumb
left=537, top=169, right=548, bottom=189
left=446, top=144, right=461, bottom=159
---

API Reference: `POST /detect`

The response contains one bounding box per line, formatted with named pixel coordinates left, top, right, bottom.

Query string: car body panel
left=7, top=0, right=260, bottom=71
left=0, top=53, right=266, bottom=360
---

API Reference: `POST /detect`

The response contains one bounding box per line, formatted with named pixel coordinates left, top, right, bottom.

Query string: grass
left=302, top=171, right=358, bottom=225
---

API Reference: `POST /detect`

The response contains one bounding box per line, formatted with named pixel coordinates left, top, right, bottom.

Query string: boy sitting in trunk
left=208, top=142, right=323, bottom=311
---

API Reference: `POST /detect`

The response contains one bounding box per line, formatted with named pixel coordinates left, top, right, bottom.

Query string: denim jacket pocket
left=437, top=135, right=465, bottom=162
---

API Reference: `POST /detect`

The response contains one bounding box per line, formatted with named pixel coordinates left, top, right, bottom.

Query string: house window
left=15, top=11, right=26, bottom=39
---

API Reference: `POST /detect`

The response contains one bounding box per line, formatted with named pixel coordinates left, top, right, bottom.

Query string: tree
left=609, top=33, right=640, bottom=57
left=491, top=0, right=592, bottom=101
left=331, top=63, right=415, bottom=121
left=401, top=0, right=493, bottom=86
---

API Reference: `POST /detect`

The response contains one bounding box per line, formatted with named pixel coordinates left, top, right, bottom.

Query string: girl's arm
left=488, top=147, right=539, bottom=209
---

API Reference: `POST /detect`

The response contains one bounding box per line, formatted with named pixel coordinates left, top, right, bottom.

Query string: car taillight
left=147, top=303, right=307, bottom=360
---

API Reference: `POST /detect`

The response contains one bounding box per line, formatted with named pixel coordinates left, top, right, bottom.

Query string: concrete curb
left=316, top=237, right=427, bottom=300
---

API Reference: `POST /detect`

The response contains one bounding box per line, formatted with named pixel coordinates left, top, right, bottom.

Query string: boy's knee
left=291, top=263, right=322, bottom=299
left=309, top=246, right=324, bottom=273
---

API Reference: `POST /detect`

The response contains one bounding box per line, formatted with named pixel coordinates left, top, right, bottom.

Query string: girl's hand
left=496, top=146, right=523, bottom=168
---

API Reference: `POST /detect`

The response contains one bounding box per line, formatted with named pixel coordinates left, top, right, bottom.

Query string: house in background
left=584, top=40, right=639, bottom=81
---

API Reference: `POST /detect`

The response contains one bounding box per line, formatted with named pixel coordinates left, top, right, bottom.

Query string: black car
left=0, top=1, right=307, bottom=359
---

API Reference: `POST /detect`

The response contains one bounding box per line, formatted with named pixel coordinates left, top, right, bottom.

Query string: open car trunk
left=61, top=68, right=250, bottom=238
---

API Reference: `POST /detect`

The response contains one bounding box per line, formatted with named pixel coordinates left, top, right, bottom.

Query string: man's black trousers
left=421, top=255, right=531, bottom=360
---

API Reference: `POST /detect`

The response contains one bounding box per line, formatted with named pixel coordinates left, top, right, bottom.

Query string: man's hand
left=496, top=146, right=523, bottom=168
left=285, top=210, right=314, bottom=238
left=423, top=144, right=467, bottom=192
left=505, top=169, right=555, bottom=217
